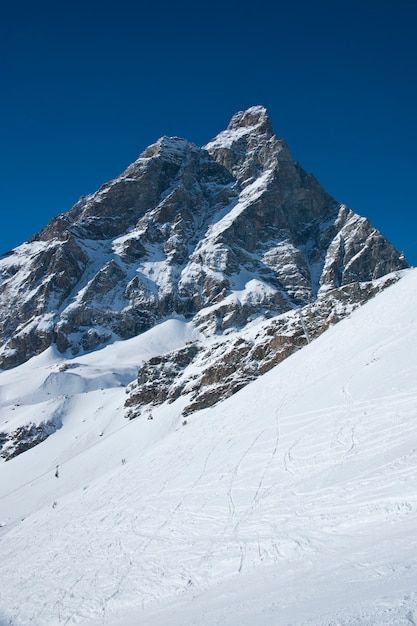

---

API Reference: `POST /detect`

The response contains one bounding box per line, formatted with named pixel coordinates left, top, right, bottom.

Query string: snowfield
left=1, top=269, right=417, bottom=625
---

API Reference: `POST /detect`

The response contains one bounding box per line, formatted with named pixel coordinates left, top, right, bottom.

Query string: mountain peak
left=227, top=105, right=273, bottom=135
left=203, top=105, right=284, bottom=185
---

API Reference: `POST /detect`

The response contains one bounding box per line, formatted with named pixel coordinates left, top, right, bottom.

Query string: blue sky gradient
left=1, top=0, right=416, bottom=263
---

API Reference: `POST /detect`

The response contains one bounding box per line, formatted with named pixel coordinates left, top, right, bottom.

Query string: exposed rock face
left=125, top=344, right=200, bottom=415
left=0, top=105, right=408, bottom=375
left=124, top=273, right=400, bottom=419
left=0, top=418, right=62, bottom=461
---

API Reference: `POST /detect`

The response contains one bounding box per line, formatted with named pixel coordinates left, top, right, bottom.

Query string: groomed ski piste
left=1, top=268, right=417, bottom=625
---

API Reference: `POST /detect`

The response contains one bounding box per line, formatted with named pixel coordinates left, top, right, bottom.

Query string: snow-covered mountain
left=0, top=106, right=415, bottom=625
left=0, top=106, right=408, bottom=454
left=0, top=106, right=407, bottom=374
left=0, top=265, right=416, bottom=625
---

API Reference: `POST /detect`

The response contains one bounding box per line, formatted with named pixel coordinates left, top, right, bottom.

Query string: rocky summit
left=0, top=106, right=408, bottom=441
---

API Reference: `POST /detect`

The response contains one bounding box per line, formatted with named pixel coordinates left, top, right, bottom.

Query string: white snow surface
left=1, top=270, right=417, bottom=625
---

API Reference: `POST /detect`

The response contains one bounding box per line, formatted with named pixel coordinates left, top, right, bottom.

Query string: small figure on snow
left=55, top=465, right=59, bottom=478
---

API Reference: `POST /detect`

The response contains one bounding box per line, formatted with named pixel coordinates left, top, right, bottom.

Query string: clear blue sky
left=1, top=0, right=416, bottom=264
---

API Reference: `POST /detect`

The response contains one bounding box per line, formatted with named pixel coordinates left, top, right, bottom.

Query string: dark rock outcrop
left=0, top=418, right=62, bottom=461
left=124, top=273, right=400, bottom=418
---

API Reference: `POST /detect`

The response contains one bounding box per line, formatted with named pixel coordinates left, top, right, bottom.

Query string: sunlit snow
left=1, top=270, right=417, bottom=625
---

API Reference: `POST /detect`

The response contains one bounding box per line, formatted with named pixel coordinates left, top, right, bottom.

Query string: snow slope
left=1, top=269, right=417, bottom=625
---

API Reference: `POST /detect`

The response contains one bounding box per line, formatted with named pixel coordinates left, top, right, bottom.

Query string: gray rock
left=0, top=417, right=62, bottom=461
left=124, top=273, right=401, bottom=418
